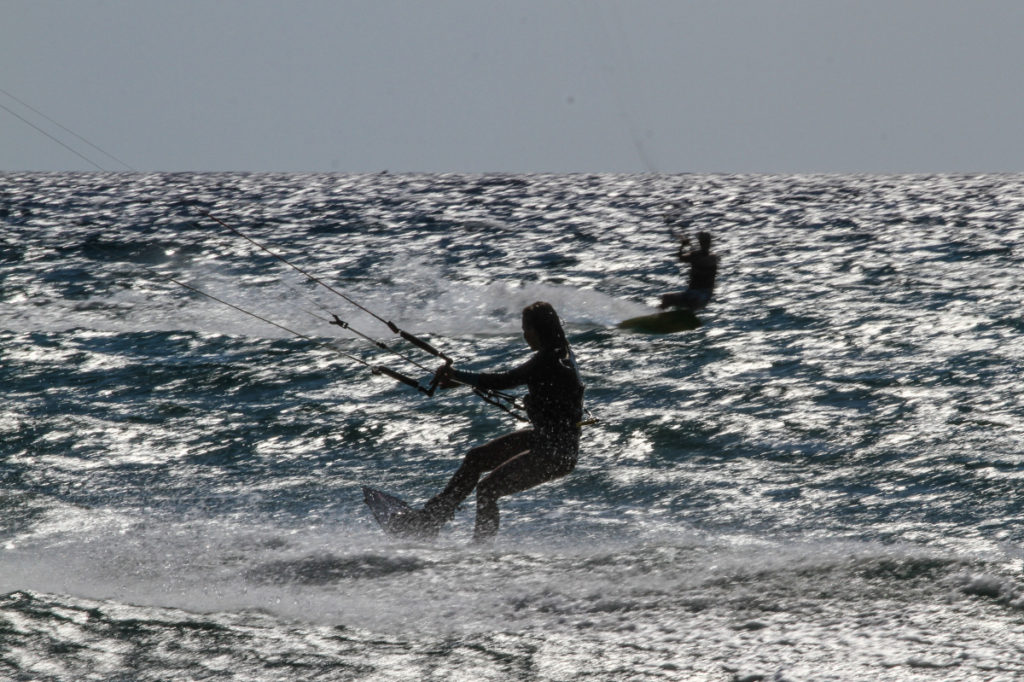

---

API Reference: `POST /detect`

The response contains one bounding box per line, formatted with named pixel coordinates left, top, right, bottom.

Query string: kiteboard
left=362, top=486, right=413, bottom=536
left=617, top=308, right=701, bottom=334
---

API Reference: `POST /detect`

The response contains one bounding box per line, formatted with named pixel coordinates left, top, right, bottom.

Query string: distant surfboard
left=362, top=486, right=413, bottom=536
left=617, top=308, right=701, bottom=334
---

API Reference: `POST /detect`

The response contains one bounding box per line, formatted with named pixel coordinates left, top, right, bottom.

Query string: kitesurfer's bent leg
left=472, top=441, right=577, bottom=543
left=389, top=430, right=533, bottom=539
left=421, top=429, right=534, bottom=520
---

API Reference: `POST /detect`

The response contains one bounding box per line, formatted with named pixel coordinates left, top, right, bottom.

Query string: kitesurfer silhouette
left=389, top=301, right=584, bottom=543
left=659, top=230, right=718, bottom=310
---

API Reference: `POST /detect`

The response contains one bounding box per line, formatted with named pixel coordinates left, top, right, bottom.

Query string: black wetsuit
left=680, top=247, right=719, bottom=293
left=662, top=247, right=719, bottom=309
left=452, top=346, right=585, bottom=460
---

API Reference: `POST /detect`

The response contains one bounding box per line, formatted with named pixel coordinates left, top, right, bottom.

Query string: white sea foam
left=1, top=256, right=650, bottom=339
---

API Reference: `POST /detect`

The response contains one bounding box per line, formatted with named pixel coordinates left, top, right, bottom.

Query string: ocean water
left=1, top=171, right=1022, bottom=681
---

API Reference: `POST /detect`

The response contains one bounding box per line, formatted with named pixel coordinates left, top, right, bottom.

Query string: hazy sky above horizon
left=3, top=0, right=1024, bottom=173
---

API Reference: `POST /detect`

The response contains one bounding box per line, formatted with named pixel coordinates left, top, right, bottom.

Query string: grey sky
left=3, top=0, right=1023, bottom=173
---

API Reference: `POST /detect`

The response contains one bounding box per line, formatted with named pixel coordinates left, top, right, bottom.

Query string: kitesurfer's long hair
left=523, top=301, right=570, bottom=358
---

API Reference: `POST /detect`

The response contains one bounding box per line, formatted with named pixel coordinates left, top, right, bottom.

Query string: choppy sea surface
left=1, top=172, right=1022, bottom=681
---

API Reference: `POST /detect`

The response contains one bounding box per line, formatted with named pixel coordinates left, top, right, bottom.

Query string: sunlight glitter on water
left=4, top=172, right=1024, bottom=680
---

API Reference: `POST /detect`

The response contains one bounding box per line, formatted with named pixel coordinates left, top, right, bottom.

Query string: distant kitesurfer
left=659, top=230, right=718, bottom=310
left=390, top=301, right=584, bottom=543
